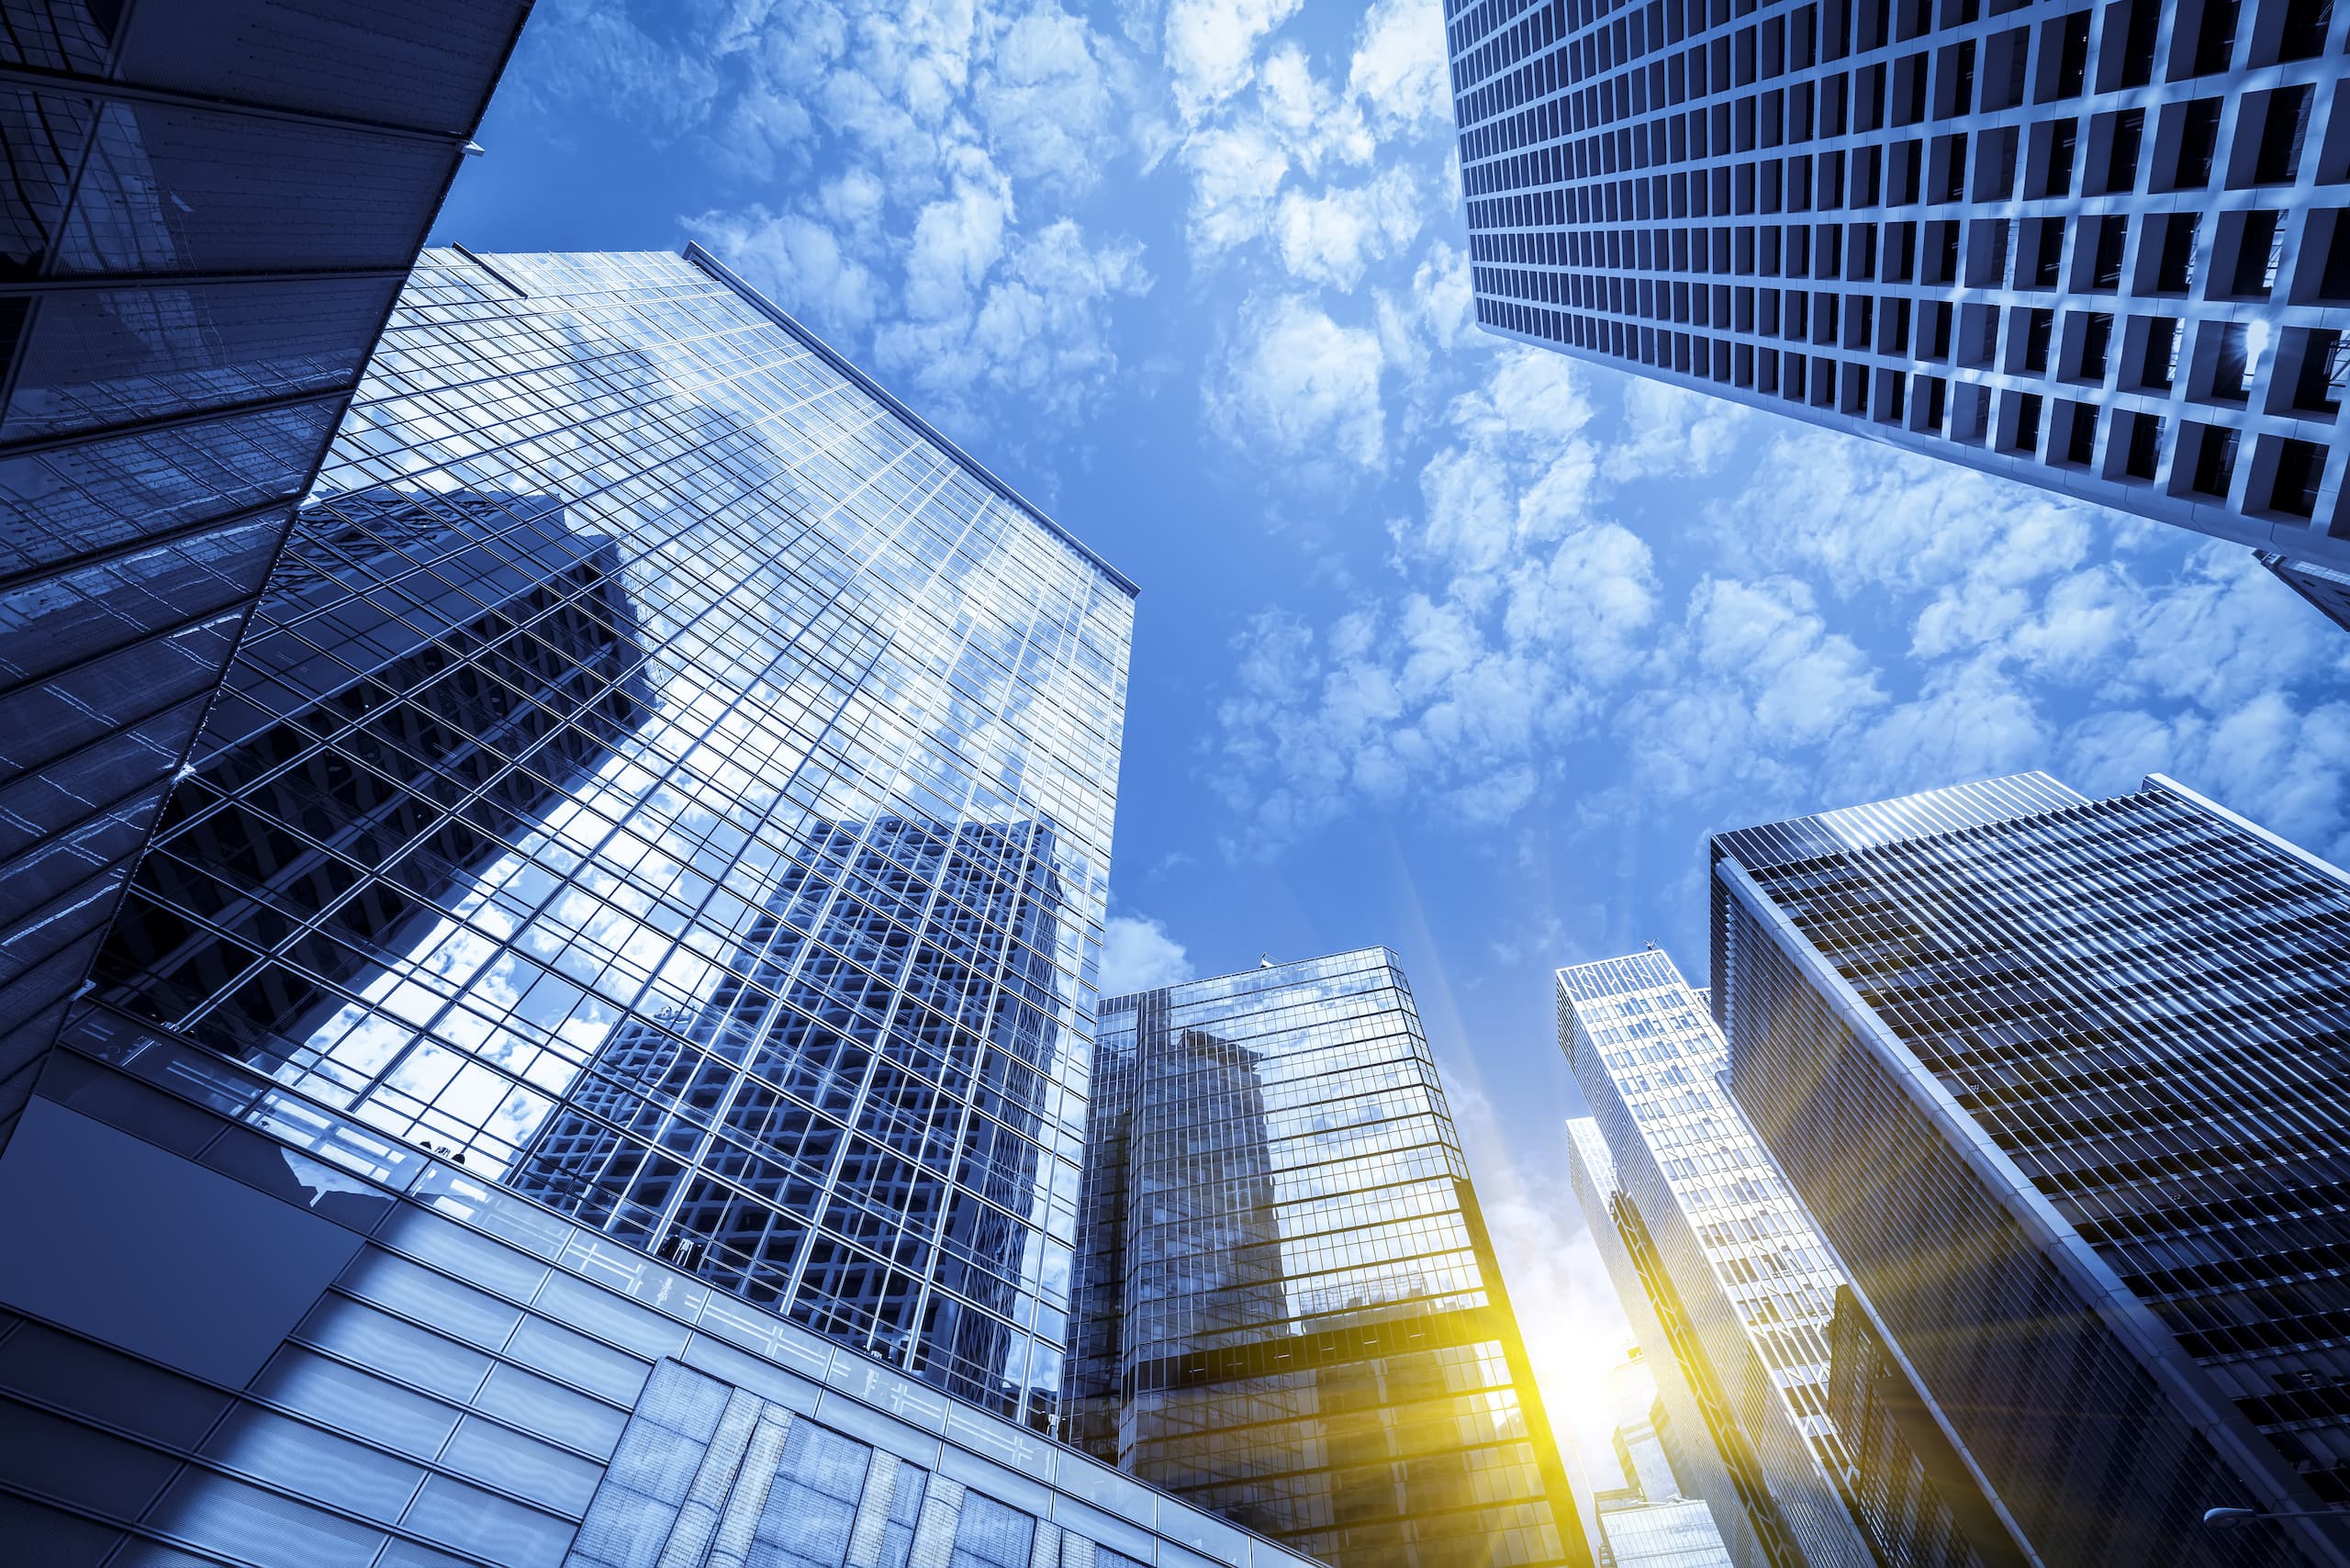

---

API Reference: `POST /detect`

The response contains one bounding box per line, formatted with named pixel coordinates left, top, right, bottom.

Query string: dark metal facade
left=1712, top=770, right=2350, bottom=1566
left=0, top=0, right=532, bottom=1132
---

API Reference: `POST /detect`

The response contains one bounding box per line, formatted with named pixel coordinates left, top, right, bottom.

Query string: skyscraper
left=1559, top=953, right=1874, bottom=1568
left=0, top=0, right=532, bottom=1127
left=1069, top=950, right=1593, bottom=1568
left=1594, top=1348, right=1736, bottom=1568
left=0, top=248, right=1308, bottom=1568
left=1606, top=1349, right=1686, bottom=1507
left=1444, top=0, right=2350, bottom=617
left=1711, top=771, right=2350, bottom=1566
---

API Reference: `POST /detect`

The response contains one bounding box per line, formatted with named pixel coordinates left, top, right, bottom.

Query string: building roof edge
left=678, top=242, right=1139, bottom=600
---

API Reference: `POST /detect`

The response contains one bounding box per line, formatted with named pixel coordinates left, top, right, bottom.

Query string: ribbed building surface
left=0, top=0, right=532, bottom=1142
left=1069, top=951, right=1590, bottom=1568
left=1557, top=953, right=1874, bottom=1568
left=1712, top=771, right=2350, bottom=1566
left=1445, top=0, right=2350, bottom=616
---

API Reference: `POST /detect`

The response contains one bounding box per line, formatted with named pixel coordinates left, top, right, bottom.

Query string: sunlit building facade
left=1713, top=771, right=2350, bottom=1567
left=1445, top=0, right=2350, bottom=623
left=1558, top=953, right=1872, bottom=1568
left=0, top=245, right=1181, bottom=1564
left=0, top=0, right=529, bottom=1141
left=1069, top=950, right=1592, bottom=1568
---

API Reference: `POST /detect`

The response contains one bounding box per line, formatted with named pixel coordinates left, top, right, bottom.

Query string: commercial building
left=1558, top=954, right=1873, bottom=1568
left=1712, top=771, right=2350, bottom=1565
left=1069, top=950, right=1592, bottom=1568
left=1595, top=1349, right=1734, bottom=1568
left=1445, top=0, right=2350, bottom=620
left=0, top=244, right=1167, bottom=1565
left=0, top=0, right=532, bottom=1127
left=1596, top=1498, right=1735, bottom=1568
left=1606, top=1349, right=1687, bottom=1507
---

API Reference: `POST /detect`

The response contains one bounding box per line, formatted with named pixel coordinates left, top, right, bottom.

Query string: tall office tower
left=1711, top=771, right=2350, bottom=1567
left=1444, top=0, right=2350, bottom=621
left=1067, top=950, right=1593, bottom=1568
left=1607, top=1349, right=1686, bottom=1505
left=0, top=248, right=1275, bottom=1568
left=507, top=815, right=1072, bottom=1414
left=1559, top=953, right=1877, bottom=1568
left=1596, top=1497, right=1736, bottom=1568
left=0, top=0, right=532, bottom=1130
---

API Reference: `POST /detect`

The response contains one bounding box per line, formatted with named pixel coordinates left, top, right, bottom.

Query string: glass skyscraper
left=1558, top=953, right=1875, bottom=1568
left=0, top=0, right=531, bottom=1129
left=1069, top=950, right=1591, bottom=1568
left=0, top=247, right=1324, bottom=1568
left=1712, top=771, right=2350, bottom=1567
left=1443, top=0, right=2350, bottom=626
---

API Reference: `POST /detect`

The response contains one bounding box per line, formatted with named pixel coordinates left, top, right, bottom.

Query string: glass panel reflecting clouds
left=88, top=248, right=1133, bottom=1428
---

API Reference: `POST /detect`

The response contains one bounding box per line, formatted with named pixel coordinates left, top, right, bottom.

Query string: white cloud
left=977, top=1, right=1126, bottom=189
left=1349, top=0, right=1450, bottom=137
left=2063, top=693, right=2350, bottom=865
left=1099, top=913, right=1197, bottom=993
left=1599, top=376, right=1750, bottom=483
left=1163, top=0, right=1303, bottom=122
left=1205, top=294, right=1388, bottom=476
left=1180, top=121, right=1292, bottom=256
left=548, top=0, right=1155, bottom=433
left=685, top=203, right=883, bottom=341
left=1687, top=577, right=1885, bottom=748
left=1272, top=166, right=1423, bottom=289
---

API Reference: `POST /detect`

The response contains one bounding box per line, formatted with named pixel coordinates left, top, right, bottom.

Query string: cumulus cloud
left=1163, top=0, right=1304, bottom=123
left=546, top=0, right=1155, bottom=432
left=1349, top=0, right=1450, bottom=137
left=1181, top=121, right=1292, bottom=256
left=1599, top=377, right=1750, bottom=484
left=1205, top=294, right=1389, bottom=476
left=1099, top=913, right=1197, bottom=993
left=1272, top=166, right=1423, bottom=289
left=1212, top=350, right=1667, bottom=851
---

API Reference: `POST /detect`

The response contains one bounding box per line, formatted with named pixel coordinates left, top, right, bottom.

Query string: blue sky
left=434, top=0, right=2350, bottom=1474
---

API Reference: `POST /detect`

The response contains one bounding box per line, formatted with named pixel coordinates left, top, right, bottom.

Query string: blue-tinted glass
left=201, top=1405, right=422, bottom=1523
left=1069, top=952, right=1583, bottom=1568
left=85, top=248, right=1133, bottom=1432
left=401, top=1473, right=574, bottom=1568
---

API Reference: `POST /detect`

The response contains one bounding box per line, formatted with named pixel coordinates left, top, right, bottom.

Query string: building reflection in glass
left=510, top=813, right=1069, bottom=1416
left=97, top=487, right=655, bottom=1074
left=1068, top=949, right=1591, bottom=1568
left=0, top=0, right=528, bottom=1134
left=78, top=247, right=1134, bottom=1429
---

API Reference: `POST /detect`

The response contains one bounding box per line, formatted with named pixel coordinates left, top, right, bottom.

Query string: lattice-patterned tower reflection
left=1069, top=949, right=1593, bottom=1568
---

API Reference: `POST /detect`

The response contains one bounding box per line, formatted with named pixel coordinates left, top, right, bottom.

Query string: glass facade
left=1597, top=1499, right=1733, bottom=1568
left=82, top=245, right=1136, bottom=1428
left=1069, top=951, right=1590, bottom=1568
left=1557, top=953, right=1871, bottom=1568
left=1820, top=1289, right=2020, bottom=1568
left=1712, top=771, right=2350, bottom=1566
left=1443, top=0, right=2350, bottom=620
left=0, top=1014, right=1323, bottom=1568
left=0, top=0, right=531, bottom=1130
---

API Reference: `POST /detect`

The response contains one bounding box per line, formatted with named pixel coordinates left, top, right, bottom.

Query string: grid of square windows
left=1558, top=953, right=1875, bottom=1568
left=1449, top=0, right=2350, bottom=569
